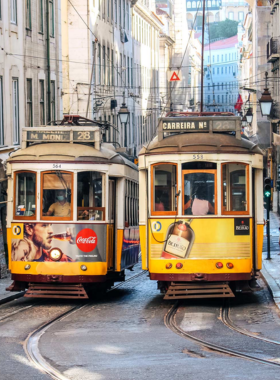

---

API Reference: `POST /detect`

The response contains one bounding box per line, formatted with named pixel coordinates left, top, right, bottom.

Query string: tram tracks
left=221, top=300, right=280, bottom=347
left=165, top=301, right=280, bottom=368
left=24, top=270, right=147, bottom=380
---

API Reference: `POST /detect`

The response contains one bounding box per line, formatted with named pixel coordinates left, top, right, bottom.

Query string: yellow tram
left=139, top=113, right=264, bottom=299
left=6, top=116, right=139, bottom=298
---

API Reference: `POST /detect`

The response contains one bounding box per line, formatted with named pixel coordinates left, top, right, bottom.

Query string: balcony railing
left=267, top=37, right=280, bottom=62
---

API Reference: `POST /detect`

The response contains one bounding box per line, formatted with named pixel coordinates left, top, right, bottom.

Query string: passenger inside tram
left=184, top=186, right=214, bottom=216
left=183, top=172, right=215, bottom=216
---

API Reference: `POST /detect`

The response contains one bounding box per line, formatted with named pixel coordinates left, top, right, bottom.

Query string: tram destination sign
left=162, top=120, right=209, bottom=132
left=26, top=130, right=96, bottom=142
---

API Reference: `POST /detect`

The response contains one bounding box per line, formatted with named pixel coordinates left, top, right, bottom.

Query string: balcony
left=267, top=38, right=280, bottom=62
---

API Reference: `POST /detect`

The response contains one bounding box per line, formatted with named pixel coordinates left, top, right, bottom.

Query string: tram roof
left=8, top=142, right=138, bottom=170
left=139, top=132, right=263, bottom=155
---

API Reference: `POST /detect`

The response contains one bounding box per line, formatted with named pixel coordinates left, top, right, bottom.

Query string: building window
left=225, top=54, right=227, bottom=61
left=123, top=0, right=125, bottom=28
left=119, top=0, right=121, bottom=26
left=111, top=49, right=114, bottom=86
left=102, top=46, right=106, bottom=84
left=50, top=80, right=55, bottom=121
left=114, top=0, right=117, bottom=23
left=26, top=79, right=33, bottom=127
left=107, top=47, right=110, bottom=86
left=39, top=0, right=44, bottom=33
left=228, top=11, right=234, bottom=20
left=49, top=0, right=54, bottom=37
left=124, top=54, right=126, bottom=85
left=213, top=67, right=215, bottom=74
left=39, top=80, right=45, bottom=125
left=208, top=95, right=210, bottom=103
left=221, top=54, right=223, bottom=62
left=98, top=44, right=101, bottom=84
left=131, top=58, right=133, bottom=88
left=126, top=0, right=129, bottom=30
left=26, top=0, right=32, bottom=30
left=217, top=67, right=219, bottom=74
left=12, top=78, right=19, bottom=144
left=222, top=94, right=224, bottom=103
left=221, top=67, right=223, bottom=74
left=212, top=55, right=215, bottom=63
left=217, top=83, right=219, bottom=90
left=238, top=11, right=244, bottom=21
left=127, top=56, right=130, bottom=86
left=217, top=55, right=219, bottom=62
left=11, top=0, right=17, bottom=23
left=0, top=77, right=3, bottom=146
left=108, top=0, right=110, bottom=17
left=208, top=83, right=210, bottom=90
left=217, top=95, right=220, bottom=103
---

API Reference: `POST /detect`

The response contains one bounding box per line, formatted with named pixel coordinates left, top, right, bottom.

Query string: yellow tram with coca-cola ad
left=139, top=113, right=264, bottom=299
left=6, top=116, right=139, bottom=298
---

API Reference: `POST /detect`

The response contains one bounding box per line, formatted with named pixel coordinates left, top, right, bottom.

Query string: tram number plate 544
left=52, top=164, right=62, bottom=169
left=193, top=154, right=203, bottom=159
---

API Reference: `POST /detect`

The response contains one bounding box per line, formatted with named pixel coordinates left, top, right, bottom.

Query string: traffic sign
left=169, top=71, right=181, bottom=81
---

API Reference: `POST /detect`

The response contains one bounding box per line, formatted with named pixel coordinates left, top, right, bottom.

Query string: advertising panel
left=11, top=223, right=107, bottom=262
left=150, top=218, right=251, bottom=260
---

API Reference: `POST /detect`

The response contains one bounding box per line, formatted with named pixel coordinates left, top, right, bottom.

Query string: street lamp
left=259, top=72, right=273, bottom=117
left=241, top=114, right=248, bottom=128
left=118, top=91, right=130, bottom=125
left=245, top=107, right=253, bottom=124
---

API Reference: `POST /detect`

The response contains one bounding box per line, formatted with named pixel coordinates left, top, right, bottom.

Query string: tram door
left=107, top=179, right=116, bottom=270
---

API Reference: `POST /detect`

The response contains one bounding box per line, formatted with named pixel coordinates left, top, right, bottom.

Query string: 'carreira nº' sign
left=162, top=120, right=209, bottom=132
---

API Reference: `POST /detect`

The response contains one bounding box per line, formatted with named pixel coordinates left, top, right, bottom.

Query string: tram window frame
left=221, top=163, right=249, bottom=215
left=182, top=169, right=217, bottom=216
left=151, top=163, right=178, bottom=216
left=14, top=171, right=37, bottom=220
left=76, top=171, right=105, bottom=222
left=124, top=179, right=139, bottom=226
left=40, top=171, right=74, bottom=221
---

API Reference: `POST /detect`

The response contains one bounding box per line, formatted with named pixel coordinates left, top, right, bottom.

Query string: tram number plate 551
left=193, top=154, right=203, bottom=159
left=52, top=164, right=62, bottom=169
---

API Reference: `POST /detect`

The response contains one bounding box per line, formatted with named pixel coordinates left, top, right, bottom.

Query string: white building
left=62, top=0, right=162, bottom=157
left=204, top=35, right=240, bottom=112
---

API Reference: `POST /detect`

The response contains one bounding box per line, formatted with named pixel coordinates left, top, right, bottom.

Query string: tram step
left=24, top=283, right=89, bottom=299
left=164, top=282, right=235, bottom=300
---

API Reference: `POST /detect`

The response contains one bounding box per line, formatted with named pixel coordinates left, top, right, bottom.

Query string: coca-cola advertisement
left=11, top=223, right=106, bottom=262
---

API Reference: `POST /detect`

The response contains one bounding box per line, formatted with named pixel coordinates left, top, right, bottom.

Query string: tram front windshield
left=183, top=172, right=215, bottom=216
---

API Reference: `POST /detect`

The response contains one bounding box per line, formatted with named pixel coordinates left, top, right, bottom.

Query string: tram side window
left=222, top=163, right=248, bottom=213
left=41, top=172, right=72, bottom=219
left=183, top=171, right=216, bottom=216
left=125, top=180, right=139, bottom=226
left=77, top=171, right=105, bottom=221
left=152, top=164, right=177, bottom=214
left=15, top=172, right=36, bottom=218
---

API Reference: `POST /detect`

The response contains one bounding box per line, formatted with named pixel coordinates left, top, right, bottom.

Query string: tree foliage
left=208, top=19, right=239, bottom=41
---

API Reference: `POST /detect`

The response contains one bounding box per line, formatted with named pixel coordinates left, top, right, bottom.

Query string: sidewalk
left=0, top=274, right=24, bottom=304
left=262, top=211, right=280, bottom=309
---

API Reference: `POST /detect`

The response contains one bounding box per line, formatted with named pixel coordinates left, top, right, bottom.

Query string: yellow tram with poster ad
left=6, top=116, right=139, bottom=299
left=139, top=113, right=264, bottom=299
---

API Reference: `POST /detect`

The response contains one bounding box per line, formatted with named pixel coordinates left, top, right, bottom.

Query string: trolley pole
left=266, top=197, right=271, bottom=260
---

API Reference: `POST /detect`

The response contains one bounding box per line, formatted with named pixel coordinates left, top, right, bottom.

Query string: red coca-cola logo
left=76, top=229, right=98, bottom=252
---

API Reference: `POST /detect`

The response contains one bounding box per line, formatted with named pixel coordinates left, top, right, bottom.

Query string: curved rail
left=221, top=302, right=280, bottom=346
left=164, top=302, right=280, bottom=368
left=25, top=270, right=147, bottom=380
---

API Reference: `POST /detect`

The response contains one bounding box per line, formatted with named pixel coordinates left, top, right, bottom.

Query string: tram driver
left=44, top=190, right=71, bottom=217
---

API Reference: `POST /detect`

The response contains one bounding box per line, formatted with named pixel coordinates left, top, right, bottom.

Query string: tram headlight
left=49, top=248, right=63, bottom=261
left=80, top=265, right=87, bottom=271
left=24, top=264, right=31, bottom=270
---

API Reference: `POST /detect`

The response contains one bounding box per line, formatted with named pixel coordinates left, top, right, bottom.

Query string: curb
left=0, top=291, right=25, bottom=306
left=261, top=263, right=280, bottom=311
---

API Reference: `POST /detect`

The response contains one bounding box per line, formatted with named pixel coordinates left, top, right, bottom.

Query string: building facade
left=204, top=35, right=239, bottom=112
left=62, top=0, right=162, bottom=157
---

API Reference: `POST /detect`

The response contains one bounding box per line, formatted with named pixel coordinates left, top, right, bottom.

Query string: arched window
left=192, top=1, right=196, bottom=7
left=187, top=1, right=192, bottom=8
left=208, top=0, right=211, bottom=7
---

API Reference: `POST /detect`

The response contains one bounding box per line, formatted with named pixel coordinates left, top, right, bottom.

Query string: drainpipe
left=46, top=0, right=51, bottom=123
